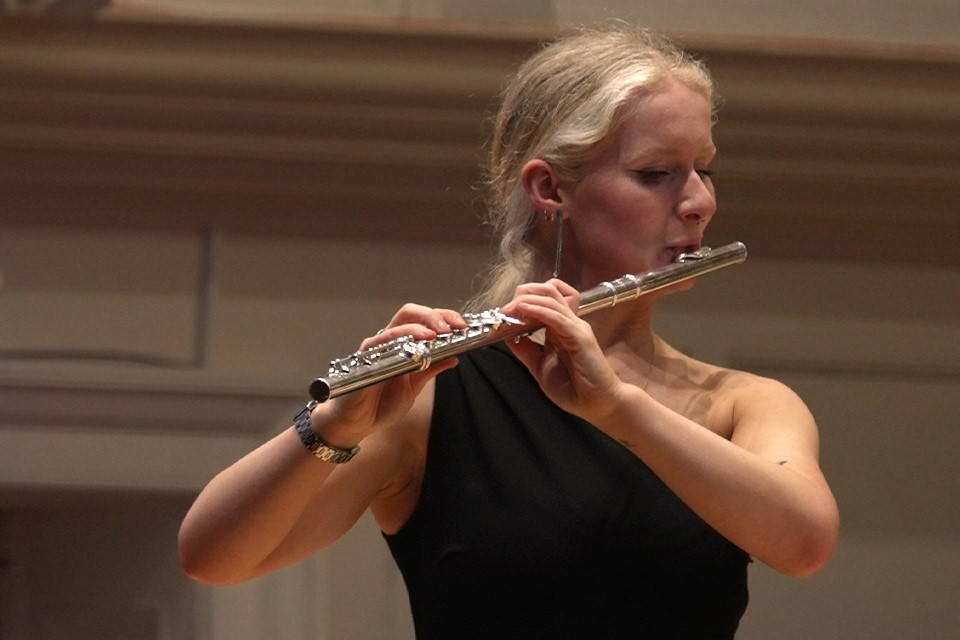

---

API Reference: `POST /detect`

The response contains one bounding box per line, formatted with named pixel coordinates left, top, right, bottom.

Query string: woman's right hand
left=179, top=303, right=464, bottom=585
left=309, top=304, right=466, bottom=447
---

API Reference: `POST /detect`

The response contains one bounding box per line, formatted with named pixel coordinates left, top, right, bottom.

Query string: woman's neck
left=588, top=297, right=659, bottom=356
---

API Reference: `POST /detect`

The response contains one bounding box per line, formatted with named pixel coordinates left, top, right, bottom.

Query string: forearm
left=178, top=427, right=342, bottom=585
left=598, top=385, right=839, bottom=577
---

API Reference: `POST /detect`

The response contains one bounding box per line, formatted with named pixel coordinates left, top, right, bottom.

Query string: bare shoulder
left=660, top=336, right=809, bottom=419
left=660, top=342, right=816, bottom=453
left=711, top=367, right=821, bottom=465
left=718, top=369, right=814, bottom=427
left=666, top=342, right=799, bottom=404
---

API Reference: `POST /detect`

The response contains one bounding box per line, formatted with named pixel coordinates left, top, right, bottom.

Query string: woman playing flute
left=179, top=26, right=839, bottom=639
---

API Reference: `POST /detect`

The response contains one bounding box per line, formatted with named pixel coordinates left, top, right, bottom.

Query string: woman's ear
left=521, top=159, right=564, bottom=211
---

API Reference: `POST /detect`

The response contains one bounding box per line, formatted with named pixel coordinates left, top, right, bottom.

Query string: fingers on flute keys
left=360, top=304, right=466, bottom=350
left=503, top=280, right=580, bottom=322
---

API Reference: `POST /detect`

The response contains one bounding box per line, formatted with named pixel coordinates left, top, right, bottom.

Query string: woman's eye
left=696, top=168, right=714, bottom=181
left=636, top=170, right=670, bottom=185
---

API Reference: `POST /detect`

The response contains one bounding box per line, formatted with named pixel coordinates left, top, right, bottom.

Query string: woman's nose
left=677, top=171, right=717, bottom=225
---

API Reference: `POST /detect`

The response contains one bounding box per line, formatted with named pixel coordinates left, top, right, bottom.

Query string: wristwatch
left=293, top=400, right=360, bottom=464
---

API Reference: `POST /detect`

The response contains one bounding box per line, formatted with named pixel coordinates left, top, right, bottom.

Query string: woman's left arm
left=607, top=377, right=840, bottom=577
left=504, top=280, right=839, bottom=577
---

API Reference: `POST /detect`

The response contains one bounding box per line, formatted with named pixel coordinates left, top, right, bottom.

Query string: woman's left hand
left=502, top=279, right=625, bottom=423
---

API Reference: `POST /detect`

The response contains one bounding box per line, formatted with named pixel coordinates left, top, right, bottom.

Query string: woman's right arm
left=177, top=305, right=464, bottom=586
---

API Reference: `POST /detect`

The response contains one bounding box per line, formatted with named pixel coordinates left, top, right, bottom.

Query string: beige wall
left=1, top=3, right=958, bottom=639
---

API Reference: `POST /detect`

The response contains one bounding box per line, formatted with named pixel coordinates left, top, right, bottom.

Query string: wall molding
left=1, top=16, right=958, bottom=265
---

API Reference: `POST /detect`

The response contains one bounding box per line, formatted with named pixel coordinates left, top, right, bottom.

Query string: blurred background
left=0, top=1, right=958, bottom=638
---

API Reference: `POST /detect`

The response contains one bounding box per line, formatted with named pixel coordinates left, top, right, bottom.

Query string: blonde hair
left=470, top=27, right=717, bottom=309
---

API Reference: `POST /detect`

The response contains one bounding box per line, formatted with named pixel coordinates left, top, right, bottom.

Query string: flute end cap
left=309, top=378, right=331, bottom=403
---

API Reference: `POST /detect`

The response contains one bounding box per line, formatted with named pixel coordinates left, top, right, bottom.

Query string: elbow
left=179, top=551, right=232, bottom=587
left=779, top=536, right=836, bottom=578
left=776, top=503, right=841, bottom=578
left=178, top=525, right=251, bottom=587
left=179, top=557, right=218, bottom=586
left=177, top=541, right=224, bottom=586
left=179, top=548, right=251, bottom=587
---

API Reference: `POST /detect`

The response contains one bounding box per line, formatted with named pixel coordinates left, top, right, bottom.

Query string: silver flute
left=309, top=241, right=747, bottom=402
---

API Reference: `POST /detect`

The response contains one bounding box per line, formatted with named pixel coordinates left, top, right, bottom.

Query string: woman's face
left=558, top=79, right=717, bottom=289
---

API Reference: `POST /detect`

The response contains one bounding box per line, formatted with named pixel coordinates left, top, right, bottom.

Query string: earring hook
left=552, top=210, right=564, bottom=278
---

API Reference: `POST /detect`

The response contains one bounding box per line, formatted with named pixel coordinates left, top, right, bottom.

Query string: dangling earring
left=551, top=210, right=564, bottom=278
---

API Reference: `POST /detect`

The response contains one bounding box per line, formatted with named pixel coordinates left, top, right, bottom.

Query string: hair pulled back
left=471, top=27, right=717, bottom=309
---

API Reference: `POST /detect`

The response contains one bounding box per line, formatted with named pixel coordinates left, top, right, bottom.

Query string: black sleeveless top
left=384, top=344, right=749, bottom=639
